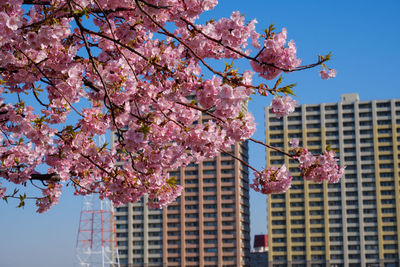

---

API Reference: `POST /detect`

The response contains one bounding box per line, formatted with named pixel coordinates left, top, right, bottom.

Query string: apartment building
left=114, top=138, right=251, bottom=266
left=162, top=142, right=250, bottom=267
left=265, top=94, right=400, bottom=267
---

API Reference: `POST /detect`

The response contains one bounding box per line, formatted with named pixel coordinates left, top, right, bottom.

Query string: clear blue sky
left=1, top=1, right=399, bottom=266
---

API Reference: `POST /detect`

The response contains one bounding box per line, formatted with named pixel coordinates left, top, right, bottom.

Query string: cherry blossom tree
left=0, top=0, right=343, bottom=212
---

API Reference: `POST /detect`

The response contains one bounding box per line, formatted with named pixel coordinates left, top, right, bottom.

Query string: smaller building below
left=250, top=234, right=268, bottom=267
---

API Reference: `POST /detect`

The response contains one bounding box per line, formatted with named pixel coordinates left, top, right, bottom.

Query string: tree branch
left=23, top=0, right=51, bottom=5
left=25, top=173, right=61, bottom=182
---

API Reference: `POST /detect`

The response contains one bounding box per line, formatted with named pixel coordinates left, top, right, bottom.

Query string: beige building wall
left=266, top=94, right=400, bottom=267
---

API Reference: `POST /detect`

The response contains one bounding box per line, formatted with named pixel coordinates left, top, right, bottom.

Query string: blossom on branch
left=250, top=165, right=293, bottom=194
left=0, top=182, right=6, bottom=198
left=296, top=148, right=345, bottom=184
left=320, top=69, right=337, bottom=80
left=0, top=0, right=336, bottom=212
left=250, top=28, right=301, bottom=80
left=270, top=96, right=298, bottom=119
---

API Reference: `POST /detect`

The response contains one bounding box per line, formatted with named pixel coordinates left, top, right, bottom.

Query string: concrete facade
left=266, top=94, right=400, bottom=267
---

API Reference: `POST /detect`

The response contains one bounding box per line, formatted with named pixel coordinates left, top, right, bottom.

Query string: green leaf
left=273, top=75, right=283, bottom=90
left=326, top=144, right=339, bottom=153
left=224, top=61, right=234, bottom=72
left=278, top=83, right=297, bottom=96
left=206, top=19, right=215, bottom=25
left=166, top=176, right=177, bottom=186
left=264, top=24, right=276, bottom=38
left=324, top=52, right=332, bottom=61
left=17, top=200, right=25, bottom=208
left=17, top=194, right=26, bottom=208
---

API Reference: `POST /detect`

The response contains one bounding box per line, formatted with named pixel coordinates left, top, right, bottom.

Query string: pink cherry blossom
left=270, top=96, right=298, bottom=118
left=251, top=165, right=293, bottom=194
left=250, top=28, right=301, bottom=80
left=0, top=0, right=336, bottom=211
left=295, top=148, right=345, bottom=183
left=0, top=182, right=6, bottom=198
left=289, top=138, right=299, bottom=149
left=320, top=68, right=337, bottom=80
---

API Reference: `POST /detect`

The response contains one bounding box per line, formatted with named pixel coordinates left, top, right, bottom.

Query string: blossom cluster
left=36, top=183, right=62, bottom=213
left=0, top=0, right=336, bottom=212
left=320, top=69, right=337, bottom=80
left=270, top=96, right=298, bottom=119
left=250, top=28, right=302, bottom=80
left=291, top=139, right=345, bottom=183
left=250, top=165, right=293, bottom=194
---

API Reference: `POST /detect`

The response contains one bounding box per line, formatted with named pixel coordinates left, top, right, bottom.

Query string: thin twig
left=220, top=149, right=261, bottom=176
left=249, top=138, right=293, bottom=158
left=180, top=17, right=329, bottom=72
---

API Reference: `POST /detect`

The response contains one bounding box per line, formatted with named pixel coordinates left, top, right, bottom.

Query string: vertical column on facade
left=320, top=104, right=331, bottom=264
left=265, top=107, right=274, bottom=265
left=282, top=114, right=292, bottom=265
left=241, top=141, right=251, bottom=265
left=372, top=101, right=385, bottom=261
left=162, top=198, right=168, bottom=265
left=143, top=196, right=149, bottom=266
left=127, top=202, right=133, bottom=265
left=301, top=104, right=311, bottom=264
left=199, top=159, right=205, bottom=267
left=337, top=102, right=349, bottom=266
left=354, top=100, right=366, bottom=266
left=390, top=100, right=400, bottom=260
left=215, top=154, right=225, bottom=262
left=216, top=152, right=223, bottom=266
left=180, top=167, right=186, bottom=265
left=234, top=144, right=242, bottom=266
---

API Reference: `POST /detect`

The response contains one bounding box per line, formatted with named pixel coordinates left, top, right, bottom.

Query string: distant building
left=266, top=94, right=400, bottom=266
left=113, top=127, right=251, bottom=266
left=162, top=142, right=250, bottom=267
left=250, top=234, right=268, bottom=267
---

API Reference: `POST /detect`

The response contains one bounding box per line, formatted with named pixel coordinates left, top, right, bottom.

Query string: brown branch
left=68, top=0, right=124, bottom=142
left=249, top=138, right=293, bottom=158
left=23, top=0, right=51, bottom=4
left=151, top=98, right=185, bottom=129
left=30, top=173, right=61, bottom=182
left=32, top=85, right=49, bottom=107
left=175, top=101, right=225, bottom=123
left=180, top=17, right=329, bottom=73
left=80, top=153, right=112, bottom=176
left=220, top=149, right=261, bottom=176
left=69, top=178, right=97, bottom=194
left=83, top=78, right=101, bottom=92
left=81, top=28, right=164, bottom=70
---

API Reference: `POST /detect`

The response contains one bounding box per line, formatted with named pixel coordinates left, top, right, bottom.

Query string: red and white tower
left=76, top=194, right=120, bottom=267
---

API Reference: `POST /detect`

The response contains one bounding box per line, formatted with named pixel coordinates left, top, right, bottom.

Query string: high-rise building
left=265, top=94, right=400, bottom=267
left=114, top=196, right=164, bottom=266
left=114, top=141, right=251, bottom=266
